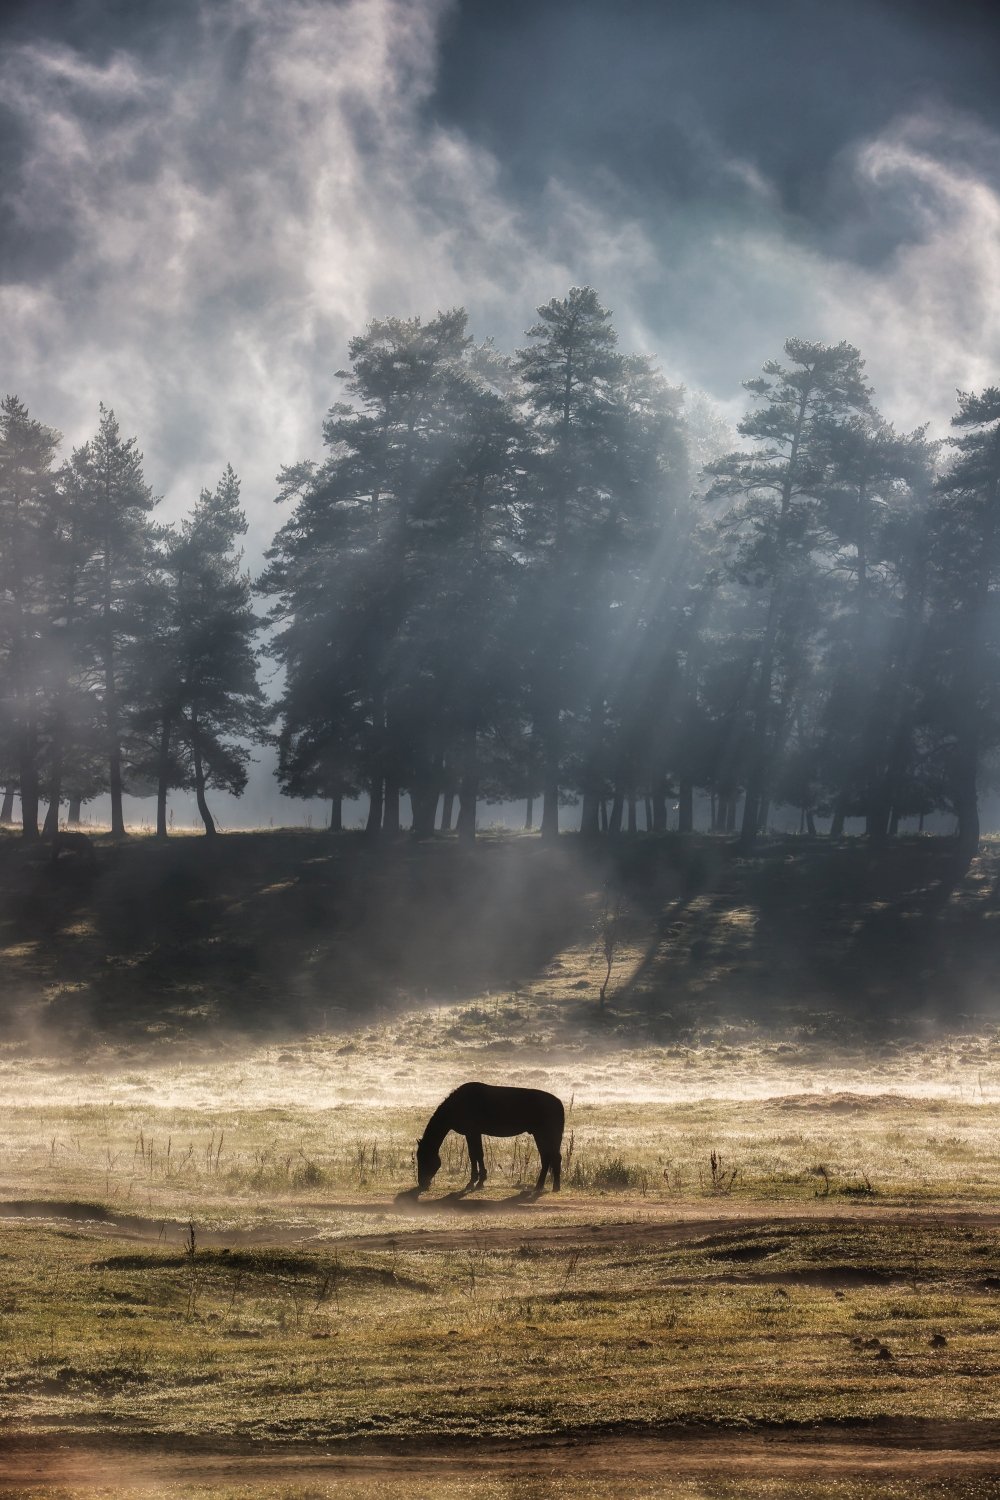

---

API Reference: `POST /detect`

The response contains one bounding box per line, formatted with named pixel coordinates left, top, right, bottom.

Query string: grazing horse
left=415, top=1081, right=564, bottom=1195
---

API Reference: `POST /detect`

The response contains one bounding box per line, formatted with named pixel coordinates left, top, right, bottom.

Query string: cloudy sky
left=2, top=0, right=999, bottom=821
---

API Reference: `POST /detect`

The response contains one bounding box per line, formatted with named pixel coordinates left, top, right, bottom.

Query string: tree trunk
left=329, top=793, right=343, bottom=833
left=889, top=806, right=899, bottom=838
left=709, top=790, right=717, bottom=831
left=806, top=809, right=817, bottom=837
left=0, top=786, right=14, bottom=824
left=830, top=795, right=847, bottom=839
left=677, top=779, right=693, bottom=834
left=456, top=788, right=477, bottom=843
left=651, top=778, right=668, bottom=833
left=725, top=796, right=737, bottom=834
left=67, top=796, right=82, bottom=826
left=382, top=778, right=400, bottom=835
left=43, top=795, right=59, bottom=838
left=644, top=796, right=654, bottom=832
left=366, top=777, right=384, bottom=835
left=866, top=798, right=890, bottom=845
left=19, top=726, right=39, bottom=840
left=608, top=791, right=624, bottom=836
left=192, top=732, right=216, bottom=837
left=441, top=790, right=455, bottom=832
left=156, top=718, right=171, bottom=838
left=537, top=696, right=561, bottom=841
left=455, top=721, right=478, bottom=845
left=522, top=794, right=532, bottom=833
left=43, top=725, right=63, bottom=837
left=105, top=639, right=125, bottom=837
left=738, top=755, right=765, bottom=847
left=409, top=777, right=437, bottom=839
left=540, top=761, right=560, bottom=841
left=580, top=696, right=603, bottom=838
left=627, top=796, right=638, bottom=835
left=580, top=789, right=601, bottom=838
left=599, top=799, right=608, bottom=834
left=757, top=799, right=770, bottom=836
left=953, top=745, right=980, bottom=870
left=109, top=743, right=124, bottom=834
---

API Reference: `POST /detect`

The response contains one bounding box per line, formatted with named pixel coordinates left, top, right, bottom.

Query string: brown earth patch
left=3, top=1422, right=1000, bottom=1491
left=4, top=1197, right=1000, bottom=1255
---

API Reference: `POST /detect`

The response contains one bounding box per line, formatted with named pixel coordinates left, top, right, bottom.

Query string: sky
left=2, top=0, right=999, bottom=824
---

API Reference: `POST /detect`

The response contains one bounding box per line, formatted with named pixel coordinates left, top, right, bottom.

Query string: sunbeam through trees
left=4, top=288, right=1000, bottom=865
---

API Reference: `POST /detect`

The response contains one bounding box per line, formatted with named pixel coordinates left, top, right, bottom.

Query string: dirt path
left=3, top=1194, right=1000, bottom=1253
left=4, top=1424, right=1000, bottom=1490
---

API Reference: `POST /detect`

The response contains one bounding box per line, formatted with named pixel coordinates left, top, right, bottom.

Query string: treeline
left=3, top=287, right=1000, bottom=857
left=0, top=402, right=262, bottom=839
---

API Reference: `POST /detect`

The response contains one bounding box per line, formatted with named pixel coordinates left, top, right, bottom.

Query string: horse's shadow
left=391, top=1186, right=540, bottom=1213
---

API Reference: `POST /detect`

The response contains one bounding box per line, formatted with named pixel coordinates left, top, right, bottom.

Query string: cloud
left=3, top=0, right=998, bottom=578
left=0, top=0, right=666, bottom=563
left=815, top=111, right=1000, bottom=430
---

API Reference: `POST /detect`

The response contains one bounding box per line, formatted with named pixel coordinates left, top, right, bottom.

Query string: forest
left=2, top=285, right=998, bottom=864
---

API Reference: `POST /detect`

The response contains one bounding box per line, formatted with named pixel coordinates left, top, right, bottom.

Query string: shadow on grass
left=3, top=828, right=1000, bottom=1048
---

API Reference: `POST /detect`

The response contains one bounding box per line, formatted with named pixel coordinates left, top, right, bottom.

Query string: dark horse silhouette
left=416, top=1081, right=564, bottom=1195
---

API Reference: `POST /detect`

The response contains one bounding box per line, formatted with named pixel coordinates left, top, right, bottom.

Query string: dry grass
left=3, top=1017, right=1000, bottom=1496
left=2, top=1006, right=1000, bottom=1221
left=2, top=1215, right=1000, bottom=1446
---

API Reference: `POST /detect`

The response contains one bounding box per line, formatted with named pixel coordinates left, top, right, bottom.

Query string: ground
left=3, top=1007, right=1000, bottom=1497
left=3, top=830, right=1000, bottom=1495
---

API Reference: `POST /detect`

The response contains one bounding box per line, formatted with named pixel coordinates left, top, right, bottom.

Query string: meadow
left=3, top=1003, right=1000, bottom=1497
left=4, top=830, right=1000, bottom=1495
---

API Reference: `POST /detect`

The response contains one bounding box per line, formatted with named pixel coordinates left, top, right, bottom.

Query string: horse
left=415, top=1081, right=564, bottom=1195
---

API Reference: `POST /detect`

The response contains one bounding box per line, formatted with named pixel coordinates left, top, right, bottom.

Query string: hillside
left=1, top=829, right=997, bottom=1053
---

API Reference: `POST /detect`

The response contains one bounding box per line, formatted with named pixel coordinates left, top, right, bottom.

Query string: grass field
left=3, top=1005, right=1000, bottom=1497
left=4, top=831, right=1000, bottom=1494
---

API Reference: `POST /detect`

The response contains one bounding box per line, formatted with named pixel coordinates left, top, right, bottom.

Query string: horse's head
left=415, top=1135, right=440, bottom=1193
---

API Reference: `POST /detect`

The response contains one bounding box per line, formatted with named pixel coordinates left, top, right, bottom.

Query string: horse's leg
left=532, top=1133, right=549, bottom=1193
left=551, top=1135, right=561, bottom=1193
left=466, top=1133, right=485, bottom=1189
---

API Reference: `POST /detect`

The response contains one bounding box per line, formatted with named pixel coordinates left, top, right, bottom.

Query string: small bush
left=291, top=1158, right=330, bottom=1190
left=569, top=1155, right=649, bottom=1193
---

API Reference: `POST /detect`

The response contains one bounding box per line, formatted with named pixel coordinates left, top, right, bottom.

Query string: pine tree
left=813, top=416, right=936, bottom=840
left=262, top=311, right=524, bottom=841
left=38, top=453, right=107, bottom=836
left=707, top=340, right=872, bottom=849
left=70, top=406, right=158, bottom=837
left=0, top=396, right=61, bottom=839
left=589, top=355, right=687, bottom=836
left=515, top=287, right=623, bottom=839
left=161, top=467, right=265, bottom=836
left=927, top=389, right=1000, bottom=863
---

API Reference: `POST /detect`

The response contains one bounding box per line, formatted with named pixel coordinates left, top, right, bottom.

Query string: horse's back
left=447, top=1081, right=564, bottom=1137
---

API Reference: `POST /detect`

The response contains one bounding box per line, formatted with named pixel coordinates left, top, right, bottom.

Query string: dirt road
left=3, top=1192, right=1000, bottom=1253
left=4, top=1422, right=1000, bottom=1493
